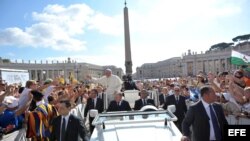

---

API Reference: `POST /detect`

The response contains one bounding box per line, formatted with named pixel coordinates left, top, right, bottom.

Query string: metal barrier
left=226, top=114, right=250, bottom=125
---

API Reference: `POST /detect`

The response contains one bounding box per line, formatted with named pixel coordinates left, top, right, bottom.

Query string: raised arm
left=15, top=92, right=33, bottom=116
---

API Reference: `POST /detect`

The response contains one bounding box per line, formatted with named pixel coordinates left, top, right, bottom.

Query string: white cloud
left=100, top=0, right=243, bottom=70
left=0, top=4, right=94, bottom=51
left=43, top=0, right=243, bottom=71
left=88, top=13, right=123, bottom=36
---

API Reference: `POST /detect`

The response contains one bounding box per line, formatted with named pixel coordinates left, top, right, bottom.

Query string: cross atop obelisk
left=124, top=0, right=133, bottom=75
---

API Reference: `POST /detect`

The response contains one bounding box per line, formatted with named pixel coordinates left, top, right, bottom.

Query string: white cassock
left=92, top=74, right=122, bottom=104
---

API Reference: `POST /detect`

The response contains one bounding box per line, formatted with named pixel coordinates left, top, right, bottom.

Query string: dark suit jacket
left=50, top=114, right=89, bottom=141
left=182, top=101, right=228, bottom=141
left=98, top=92, right=105, bottom=104
left=159, top=94, right=168, bottom=105
left=84, top=97, right=104, bottom=118
left=107, top=100, right=131, bottom=112
left=123, top=81, right=139, bottom=90
left=134, top=98, right=155, bottom=110
left=163, top=95, right=187, bottom=121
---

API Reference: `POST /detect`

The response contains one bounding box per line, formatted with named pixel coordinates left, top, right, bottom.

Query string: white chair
left=123, top=90, right=140, bottom=108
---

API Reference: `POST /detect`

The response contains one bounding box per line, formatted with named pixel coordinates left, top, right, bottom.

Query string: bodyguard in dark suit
left=96, top=86, right=105, bottom=103
left=181, top=86, right=228, bottom=141
left=107, top=92, right=131, bottom=112
left=163, top=86, right=187, bottom=132
left=123, top=74, right=139, bottom=91
left=50, top=100, right=89, bottom=141
left=134, top=89, right=155, bottom=110
left=84, top=89, right=104, bottom=133
left=159, top=87, right=169, bottom=107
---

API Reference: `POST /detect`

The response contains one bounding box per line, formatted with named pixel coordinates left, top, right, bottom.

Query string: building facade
left=0, top=57, right=124, bottom=82
left=182, top=42, right=250, bottom=76
left=136, top=57, right=182, bottom=79
left=135, top=42, right=250, bottom=79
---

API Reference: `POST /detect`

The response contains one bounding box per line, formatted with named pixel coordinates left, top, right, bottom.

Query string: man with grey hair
left=87, top=69, right=123, bottom=106
left=163, top=86, right=187, bottom=132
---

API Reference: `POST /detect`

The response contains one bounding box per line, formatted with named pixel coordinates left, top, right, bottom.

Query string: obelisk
left=124, top=0, right=133, bottom=75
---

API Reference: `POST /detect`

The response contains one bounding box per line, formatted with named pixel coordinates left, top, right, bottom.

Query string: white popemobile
left=90, top=106, right=182, bottom=141
left=89, top=90, right=182, bottom=141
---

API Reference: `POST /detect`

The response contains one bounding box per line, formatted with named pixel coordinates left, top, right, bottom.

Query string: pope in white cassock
left=87, top=69, right=123, bottom=105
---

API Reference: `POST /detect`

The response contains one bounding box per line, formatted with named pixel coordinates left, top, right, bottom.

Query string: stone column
left=224, top=58, right=228, bottom=71
left=206, top=60, right=209, bottom=73
left=64, top=69, right=68, bottom=80
left=41, top=70, right=44, bottom=81
left=29, top=70, right=32, bottom=80
left=46, top=70, right=49, bottom=79
left=213, top=60, right=216, bottom=74
left=52, top=70, right=55, bottom=79
left=124, top=3, right=133, bottom=75
left=192, top=61, right=195, bottom=76
left=56, top=70, right=59, bottom=77
left=35, top=70, right=38, bottom=80
left=218, top=59, right=221, bottom=72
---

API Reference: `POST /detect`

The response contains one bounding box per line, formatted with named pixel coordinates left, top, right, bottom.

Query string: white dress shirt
left=175, top=95, right=179, bottom=102
left=201, top=99, right=216, bottom=140
left=164, top=94, right=167, bottom=103
left=98, top=93, right=103, bottom=99
left=93, top=98, right=97, bottom=108
left=117, top=101, right=122, bottom=106
left=142, top=99, right=147, bottom=105
left=61, top=113, right=71, bottom=131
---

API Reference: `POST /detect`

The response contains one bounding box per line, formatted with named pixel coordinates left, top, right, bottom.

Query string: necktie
left=144, top=99, right=147, bottom=106
left=92, top=99, right=95, bottom=109
left=176, top=96, right=179, bottom=103
left=61, top=117, right=66, bottom=141
left=209, top=105, right=221, bottom=140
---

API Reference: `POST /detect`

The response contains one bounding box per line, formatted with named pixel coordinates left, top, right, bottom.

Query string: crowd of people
left=0, top=67, right=250, bottom=141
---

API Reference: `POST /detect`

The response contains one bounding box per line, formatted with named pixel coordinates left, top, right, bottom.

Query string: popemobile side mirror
left=167, top=105, right=176, bottom=113
left=90, top=109, right=98, bottom=118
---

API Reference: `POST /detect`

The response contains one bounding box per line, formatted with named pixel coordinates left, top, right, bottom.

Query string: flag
left=231, top=50, right=250, bottom=66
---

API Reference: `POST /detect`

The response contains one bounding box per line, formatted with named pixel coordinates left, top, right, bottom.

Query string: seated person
left=84, top=89, right=103, bottom=133
left=159, top=87, right=169, bottom=107
left=134, top=89, right=155, bottom=110
left=107, top=92, right=131, bottom=112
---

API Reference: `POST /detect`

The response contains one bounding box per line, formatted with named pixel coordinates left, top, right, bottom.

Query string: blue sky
left=0, top=0, right=250, bottom=72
